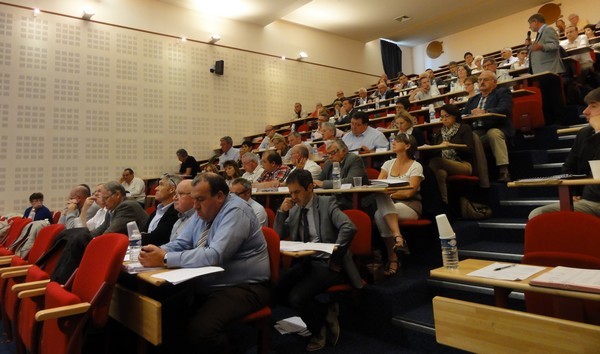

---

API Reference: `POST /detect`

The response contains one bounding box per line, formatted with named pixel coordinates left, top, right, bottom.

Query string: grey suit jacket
left=91, top=200, right=149, bottom=237
left=530, top=24, right=565, bottom=74
left=274, top=195, right=362, bottom=288
left=319, top=153, right=368, bottom=189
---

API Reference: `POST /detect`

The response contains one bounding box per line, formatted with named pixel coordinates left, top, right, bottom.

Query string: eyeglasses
left=264, top=128, right=274, bottom=133
left=478, top=77, right=493, bottom=83
left=162, top=173, right=177, bottom=186
left=174, top=192, right=191, bottom=198
left=327, top=149, right=339, bottom=156
left=233, top=189, right=249, bottom=197
left=440, top=114, right=452, bottom=119
left=101, top=193, right=114, bottom=201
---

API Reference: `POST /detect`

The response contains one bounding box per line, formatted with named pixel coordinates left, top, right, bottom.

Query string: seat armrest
left=1, top=266, right=32, bottom=278
left=35, top=302, right=90, bottom=322
left=13, top=279, right=51, bottom=294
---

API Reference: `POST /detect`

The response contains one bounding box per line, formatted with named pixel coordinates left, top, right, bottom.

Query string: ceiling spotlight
left=298, top=51, right=308, bottom=60
left=281, top=56, right=286, bottom=60
left=209, top=34, right=221, bottom=44
left=82, top=7, right=95, bottom=20
left=180, top=37, right=187, bottom=42
left=33, top=8, right=41, bottom=17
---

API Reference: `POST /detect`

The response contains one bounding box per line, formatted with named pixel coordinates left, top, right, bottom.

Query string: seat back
left=261, top=226, right=280, bottom=285
left=366, top=167, right=380, bottom=180
left=0, top=218, right=31, bottom=248
left=24, top=224, right=65, bottom=263
left=264, top=208, right=275, bottom=228
left=52, top=211, right=61, bottom=224
left=342, top=209, right=371, bottom=256
left=511, top=86, right=545, bottom=130
left=523, top=211, right=600, bottom=325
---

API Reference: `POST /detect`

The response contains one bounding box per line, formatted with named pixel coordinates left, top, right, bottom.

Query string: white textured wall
left=0, top=1, right=384, bottom=213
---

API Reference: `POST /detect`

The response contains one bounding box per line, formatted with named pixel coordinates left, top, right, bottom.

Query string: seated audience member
left=292, top=102, right=304, bottom=120
left=371, top=82, right=395, bottom=102
left=428, top=104, right=475, bottom=204
left=255, top=150, right=291, bottom=188
left=511, top=49, right=529, bottom=70
left=272, top=136, right=290, bottom=159
left=141, top=174, right=179, bottom=246
left=23, top=192, right=52, bottom=222
left=241, top=153, right=264, bottom=183
left=450, top=64, right=472, bottom=93
left=373, top=133, right=423, bottom=276
left=315, top=139, right=368, bottom=209
left=176, top=148, right=199, bottom=178
left=451, top=75, right=479, bottom=104
left=464, top=52, right=477, bottom=70
left=336, top=98, right=355, bottom=126
left=355, top=88, right=369, bottom=106
left=239, top=140, right=254, bottom=160
left=394, top=72, right=416, bottom=91
left=308, top=102, right=324, bottom=118
left=529, top=88, right=600, bottom=218
left=409, top=74, right=442, bottom=107
left=376, top=73, right=389, bottom=86
left=218, top=136, right=240, bottom=167
left=584, top=24, right=600, bottom=50
left=462, top=70, right=514, bottom=182
left=447, top=61, right=459, bottom=78
left=425, top=68, right=443, bottom=86
left=332, top=90, right=345, bottom=105
left=388, top=97, right=418, bottom=127
left=568, top=13, right=589, bottom=30
left=274, top=169, right=359, bottom=351
left=561, top=25, right=597, bottom=85
left=58, top=185, right=92, bottom=229
left=80, top=184, right=108, bottom=231
left=555, top=18, right=566, bottom=35
left=499, top=47, right=518, bottom=67
left=52, top=181, right=149, bottom=283
left=317, top=122, right=339, bottom=156
left=258, top=125, right=284, bottom=150
left=284, top=131, right=311, bottom=162
left=342, top=111, right=389, bottom=153
left=482, top=57, right=512, bottom=82
left=170, top=179, right=196, bottom=242
left=388, top=112, right=426, bottom=147
left=332, top=100, right=343, bottom=120
left=288, top=144, right=322, bottom=180
left=472, top=55, right=484, bottom=73
left=203, top=163, right=220, bottom=174
left=120, top=168, right=146, bottom=206
left=230, top=177, right=268, bottom=227
left=222, top=160, right=242, bottom=187
left=139, top=173, right=270, bottom=354
left=313, top=113, right=344, bottom=141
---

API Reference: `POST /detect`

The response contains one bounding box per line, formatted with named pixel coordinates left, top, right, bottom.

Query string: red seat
left=145, top=205, right=156, bottom=215
left=264, top=208, right=275, bottom=228
left=523, top=212, right=600, bottom=325
left=296, top=124, right=309, bottom=133
left=512, top=86, right=545, bottom=131
left=398, top=219, right=432, bottom=227
left=239, top=226, right=280, bottom=354
left=52, top=211, right=61, bottom=225
left=16, top=233, right=128, bottom=354
left=0, top=218, right=32, bottom=257
left=366, top=167, right=380, bottom=180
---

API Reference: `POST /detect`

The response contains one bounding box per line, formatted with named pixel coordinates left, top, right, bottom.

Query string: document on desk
left=467, top=262, right=546, bottom=281
left=151, top=266, right=224, bottom=285
left=122, top=262, right=164, bottom=274
left=280, top=241, right=337, bottom=254
left=530, top=266, right=600, bottom=293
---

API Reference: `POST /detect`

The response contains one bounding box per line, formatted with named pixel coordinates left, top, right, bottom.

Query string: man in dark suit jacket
left=463, top=70, right=514, bottom=182
left=141, top=174, right=180, bottom=246
left=274, top=169, right=359, bottom=351
left=370, top=82, right=395, bottom=101
left=336, top=98, right=355, bottom=126
left=314, top=139, right=368, bottom=209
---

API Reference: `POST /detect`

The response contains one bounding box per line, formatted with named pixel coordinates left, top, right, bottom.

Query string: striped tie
left=197, top=222, right=212, bottom=248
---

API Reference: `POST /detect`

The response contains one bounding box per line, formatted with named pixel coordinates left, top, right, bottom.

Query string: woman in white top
left=472, top=55, right=484, bottom=73
left=450, top=64, right=472, bottom=93
left=374, top=133, right=424, bottom=276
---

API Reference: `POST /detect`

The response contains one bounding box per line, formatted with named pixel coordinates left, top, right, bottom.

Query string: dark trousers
left=185, top=282, right=271, bottom=354
left=276, top=259, right=345, bottom=335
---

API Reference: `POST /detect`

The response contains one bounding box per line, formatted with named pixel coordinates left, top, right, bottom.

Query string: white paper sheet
left=274, top=316, right=311, bottom=336
left=279, top=241, right=337, bottom=254
left=151, top=266, right=224, bottom=285
left=122, top=262, right=164, bottom=274
left=467, top=262, right=546, bottom=281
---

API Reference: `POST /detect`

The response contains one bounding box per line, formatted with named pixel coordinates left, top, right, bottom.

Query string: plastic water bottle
left=291, top=123, right=296, bottom=132
left=329, top=116, right=336, bottom=124
left=436, top=214, right=459, bottom=270
left=429, top=105, right=436, bottom=122
left=127, top=221, right=142, bottom=262
left=374, top=97, right=380, bottom=109
left=29, top=208, right=36, bottom=220
left=312, top=144, right=318, bottom=159
left=389, top=133, right=396, bottom=150
left=332, top=162, right=341, bottom=189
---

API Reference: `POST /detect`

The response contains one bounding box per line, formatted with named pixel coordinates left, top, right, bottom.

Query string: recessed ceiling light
left=394, top=15, right=411, bottom=23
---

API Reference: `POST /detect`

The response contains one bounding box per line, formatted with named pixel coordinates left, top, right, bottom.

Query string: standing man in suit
left=462, top=70, right=514, bottom=182
left=527, top=13, right=566, bottom=124
left=275, top=169, right=359, bottom=351
left=141, top=174, right=180, bottom=246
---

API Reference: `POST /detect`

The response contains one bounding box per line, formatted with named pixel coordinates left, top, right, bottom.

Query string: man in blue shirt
left=342, top=111, right=389, bottom=153
left=139, top=172, right=270, bottom=353
left=23, top=192, right=52, bottom=222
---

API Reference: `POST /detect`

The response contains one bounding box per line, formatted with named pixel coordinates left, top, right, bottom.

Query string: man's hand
left=471, top=108, right=486, bottom=115
left=279, top=197, right=295, bottom=212
left=360, top=145, right=371, bottom=153
left=531, top=43, right=543, bottom=52
left=82, top=196, right=95, bottom=212
left=139, top=245, right=166, bottom=267
left=66, top=199, right=78, bottom=212
left=313, top=180, right=324, bottom=188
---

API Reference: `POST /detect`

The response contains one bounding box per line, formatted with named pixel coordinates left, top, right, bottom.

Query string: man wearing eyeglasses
left=58, top=185, right=92, bottom=229
left=141, top=174, right=180, bottom=246
left=462, top=70, right=514, bottom=182
left=258, top=125, right=284, bottom=150
left=230, top=177, right=268, bottom=227
left=169, top=179, right=197, bottom=242
left=482, top=57, right=512, bottom=83
left=241, top=153, right=264, bottom=183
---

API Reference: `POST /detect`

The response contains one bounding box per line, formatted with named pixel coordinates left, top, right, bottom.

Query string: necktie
left=300, top=208, right=309, bottom=243
left=197, top=222, right=212, bottom=248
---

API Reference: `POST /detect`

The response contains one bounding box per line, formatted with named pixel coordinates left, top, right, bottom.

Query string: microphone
left=526, top=30, right=531, bottom=40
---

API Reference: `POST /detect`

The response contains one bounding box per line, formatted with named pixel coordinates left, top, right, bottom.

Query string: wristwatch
left=163, top=253, right=168, bottom=265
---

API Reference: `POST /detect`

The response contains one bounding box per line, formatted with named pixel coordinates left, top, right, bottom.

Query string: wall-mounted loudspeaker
left=210, top=60, right=224, bottom=75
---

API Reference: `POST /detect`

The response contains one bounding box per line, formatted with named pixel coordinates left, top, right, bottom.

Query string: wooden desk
left=507, top=178, right=600, bottom=211
left=460, top=112, right=506, bottom=122
left=430, top=259, right=600, bottom=308
left=565, top=46, right=593, bottom=57
left=556, top=124, right=586, bottom=135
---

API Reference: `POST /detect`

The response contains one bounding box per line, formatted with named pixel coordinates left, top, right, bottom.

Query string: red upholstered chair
left=145, top=205, right=156, bottom=215
left=523, top=211, right=600, bottom=325
left=511, top=86, right=545, bottom=131
left=16, top=233, right=128, bottom=354
left=240, top=226, right=280, bottom=354
left=366, top=167, right=380, bottom=180
left=0, top=218, right=32, bottom=257
left=52, top=211, right=61, bottom=225
left=0, top=224, right=65, bottom=339
left=265, top=207, right=275, bottom=228
left=297, top=124, right=309, bottom=133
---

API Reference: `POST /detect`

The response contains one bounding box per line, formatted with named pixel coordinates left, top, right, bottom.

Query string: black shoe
left=497, top=172, right=511, bottom=182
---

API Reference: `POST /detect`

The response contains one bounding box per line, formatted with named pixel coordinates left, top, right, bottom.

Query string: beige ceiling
left=158, top=0, right=551, bottom=46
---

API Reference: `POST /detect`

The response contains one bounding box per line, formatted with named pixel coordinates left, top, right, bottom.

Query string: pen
left=494, top=264, right=516, bottom=271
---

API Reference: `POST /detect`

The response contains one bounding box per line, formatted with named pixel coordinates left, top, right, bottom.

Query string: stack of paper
left=369, top=179, right=409, bottom=187
left=122, top=262, right=163, bottom=274
left=151, top=266, right=224, bottom=285
left=274, top=316, right=311, bottom=337
left=530, top=266, right=600, bottom=293
left=279, top=241, right=337, bottom=254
